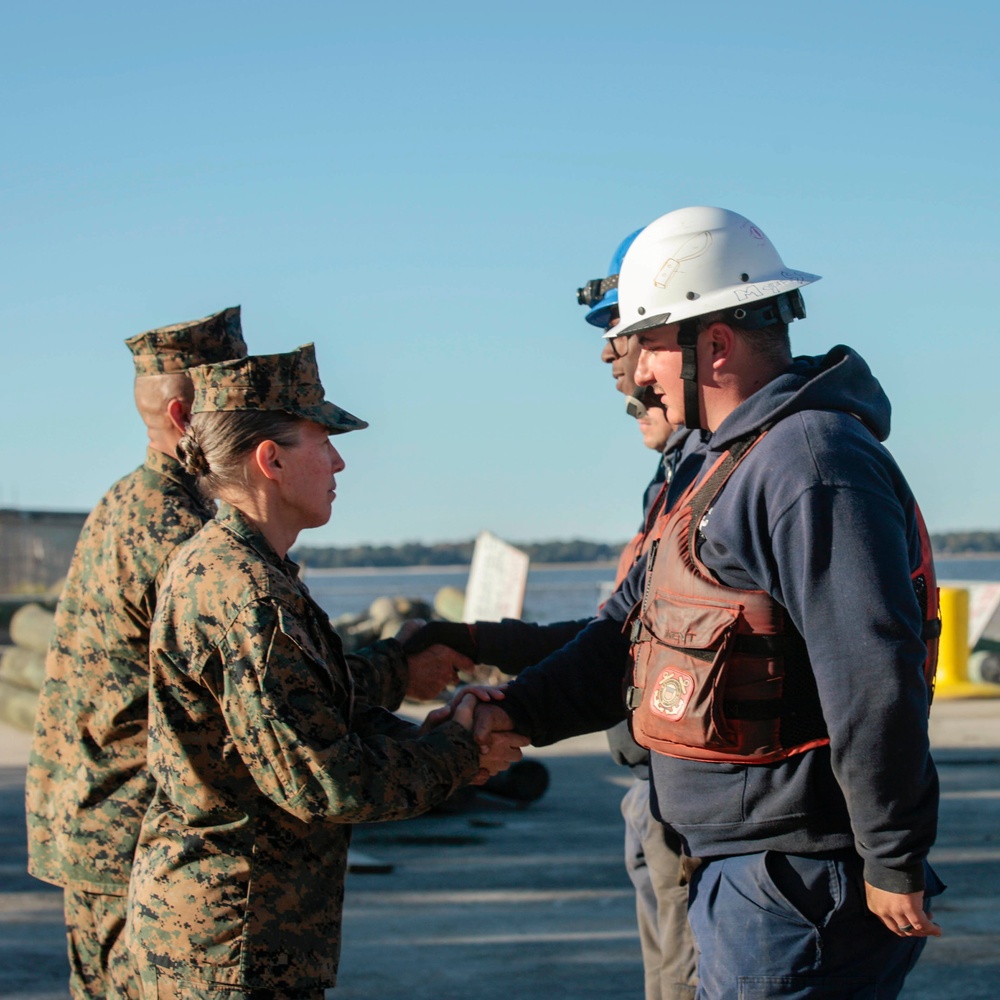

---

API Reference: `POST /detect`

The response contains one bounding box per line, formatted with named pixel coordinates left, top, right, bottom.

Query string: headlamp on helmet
left=577, top=227, right=645, bottom=329
left=577, top=276, right=615, bottom=308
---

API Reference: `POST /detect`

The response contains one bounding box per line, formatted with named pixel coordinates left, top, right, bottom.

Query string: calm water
left=304, top=557, right=1000, bottom=625
left=934, top=556, right=1000, bottom=583
left=305, top=564, right=616, bottom=625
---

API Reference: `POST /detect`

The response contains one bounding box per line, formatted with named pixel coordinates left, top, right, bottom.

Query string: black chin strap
left=677, top=320, right=701, bottom=430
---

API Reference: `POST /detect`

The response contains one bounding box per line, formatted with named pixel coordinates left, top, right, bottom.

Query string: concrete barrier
left=0, top=602, right=53, bottom=730
left=0, top=646, right=45, bottom=690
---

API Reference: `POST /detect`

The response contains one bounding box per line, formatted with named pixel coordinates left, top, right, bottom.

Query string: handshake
left=422, top=684, right=530, bottom=786
left=398, top=618, right=531, bottom=786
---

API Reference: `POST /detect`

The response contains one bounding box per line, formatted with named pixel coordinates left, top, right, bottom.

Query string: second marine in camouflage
left=25, top=308, right=248, bottom=1000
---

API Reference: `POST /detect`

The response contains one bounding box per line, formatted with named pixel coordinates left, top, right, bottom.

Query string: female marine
left=127, top=344, right=521, bottom=998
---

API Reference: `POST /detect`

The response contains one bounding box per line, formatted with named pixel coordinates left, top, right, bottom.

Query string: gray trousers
left=621, top=779, right=698, bottom=1000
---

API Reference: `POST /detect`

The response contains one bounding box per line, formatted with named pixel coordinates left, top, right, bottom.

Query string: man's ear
left=702, top=322, right=736, bottom=371
left=254, top=440, right=283, bottom=483
left=166, top=397, right=192, bottom=434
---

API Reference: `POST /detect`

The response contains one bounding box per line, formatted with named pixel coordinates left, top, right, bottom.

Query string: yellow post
left=935, top=586, right=1000, bottom=698
left=935, top=587, right=969, bottom=696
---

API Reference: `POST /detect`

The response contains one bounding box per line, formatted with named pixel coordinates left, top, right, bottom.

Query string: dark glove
left=403, top=621, right=479, bottom=661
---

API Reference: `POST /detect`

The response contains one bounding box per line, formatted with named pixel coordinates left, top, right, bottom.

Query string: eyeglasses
left=606, top=332, right=630, bottom=359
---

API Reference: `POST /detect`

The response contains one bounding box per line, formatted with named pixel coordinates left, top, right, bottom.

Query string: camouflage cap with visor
left=189, top=342, right=367, bottom=434
left=125, top=306, right=248, bottom=376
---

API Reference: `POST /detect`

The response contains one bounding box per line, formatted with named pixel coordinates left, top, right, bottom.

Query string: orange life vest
left=611, top=479, right=668, bottom=591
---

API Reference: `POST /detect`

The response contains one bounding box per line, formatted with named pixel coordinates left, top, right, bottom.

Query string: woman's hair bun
left=177, top=434, right=210, bottom=477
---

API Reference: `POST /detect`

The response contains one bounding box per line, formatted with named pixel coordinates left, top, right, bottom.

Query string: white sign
left=462, top=531, right=530, bottom=623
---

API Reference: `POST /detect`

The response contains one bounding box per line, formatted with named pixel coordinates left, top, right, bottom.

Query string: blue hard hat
left=578, top=228, right=644, bottom=329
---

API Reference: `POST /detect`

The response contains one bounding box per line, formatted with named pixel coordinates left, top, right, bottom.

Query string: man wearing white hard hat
left=472, top=207, right=942, bottom=998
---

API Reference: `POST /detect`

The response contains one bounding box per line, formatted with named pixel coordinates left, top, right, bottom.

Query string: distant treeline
left=292, top=539, right=623, bottom=569
left=931, top=531, right=1000, bottom=555
left=293, top=531, right=1000, bottom=568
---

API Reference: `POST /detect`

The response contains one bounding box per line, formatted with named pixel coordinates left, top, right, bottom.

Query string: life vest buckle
left=625, top=685, right=644, bottom=710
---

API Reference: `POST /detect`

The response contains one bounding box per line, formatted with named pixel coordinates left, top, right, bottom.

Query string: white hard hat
left=610, top=206, right=821, bottom=338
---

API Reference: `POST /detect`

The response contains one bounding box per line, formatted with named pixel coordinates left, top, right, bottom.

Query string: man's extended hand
left=463, top=701, right=528, bottom=785
left=472, top=728, right=530, bottom=785
left=396, top=620, right=476, bottom=701
left=420, top=689, right=529, bottom=785
left=404, top=643, right=475, bottom=701
left=432, top=693, right=530, bottom=785
left=461, top=697, right=529, bottom=785
left=471, top=701, right=515, bottom=747
left=864, top=883, right=941, bottom=938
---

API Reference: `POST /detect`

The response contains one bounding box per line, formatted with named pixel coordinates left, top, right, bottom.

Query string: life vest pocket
left=627, top=589, right=789, bottom=762
left=630, top=589, right=743, bottom=752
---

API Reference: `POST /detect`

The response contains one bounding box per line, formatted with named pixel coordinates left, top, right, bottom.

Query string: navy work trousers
left=687, top=850, right=940, bottom=999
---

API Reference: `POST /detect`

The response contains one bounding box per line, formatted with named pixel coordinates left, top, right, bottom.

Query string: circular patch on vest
left=651, top=667, right=694, bottom=721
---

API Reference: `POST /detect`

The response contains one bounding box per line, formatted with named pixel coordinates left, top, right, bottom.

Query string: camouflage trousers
left=64, top=887, right=141, bottom=1000
left=137, top=965, right=324, bottom=1000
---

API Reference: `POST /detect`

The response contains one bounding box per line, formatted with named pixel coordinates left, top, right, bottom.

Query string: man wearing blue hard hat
left=406, top=229, right=701, bottom=998
left=580, top=230, right=700, bottom=1000
left=583, top=231, right=692, bottom=516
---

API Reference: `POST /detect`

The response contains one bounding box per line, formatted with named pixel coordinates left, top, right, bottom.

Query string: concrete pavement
left=1, top=698, right=998, bottom=999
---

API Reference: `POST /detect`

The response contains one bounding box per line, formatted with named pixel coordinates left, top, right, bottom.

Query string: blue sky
left=1, top=1, right=996, bottom=547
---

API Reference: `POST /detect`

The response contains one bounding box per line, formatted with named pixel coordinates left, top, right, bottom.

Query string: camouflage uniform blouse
left=26, top=448, right=216, bottom=893
left=128, top=502, right=479, bottom=992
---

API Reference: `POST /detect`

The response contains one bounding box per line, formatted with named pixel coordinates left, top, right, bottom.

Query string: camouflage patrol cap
left=125, top=306, right=248, bottom=376
left=190, top=342, right=368, bottom=434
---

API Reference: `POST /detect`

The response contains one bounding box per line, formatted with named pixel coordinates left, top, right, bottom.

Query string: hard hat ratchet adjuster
left=730, top=289, right=806, bottom=330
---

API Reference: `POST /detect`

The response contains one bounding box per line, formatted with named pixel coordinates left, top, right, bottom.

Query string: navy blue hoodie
left=501, top=346, right=937, bottom=894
